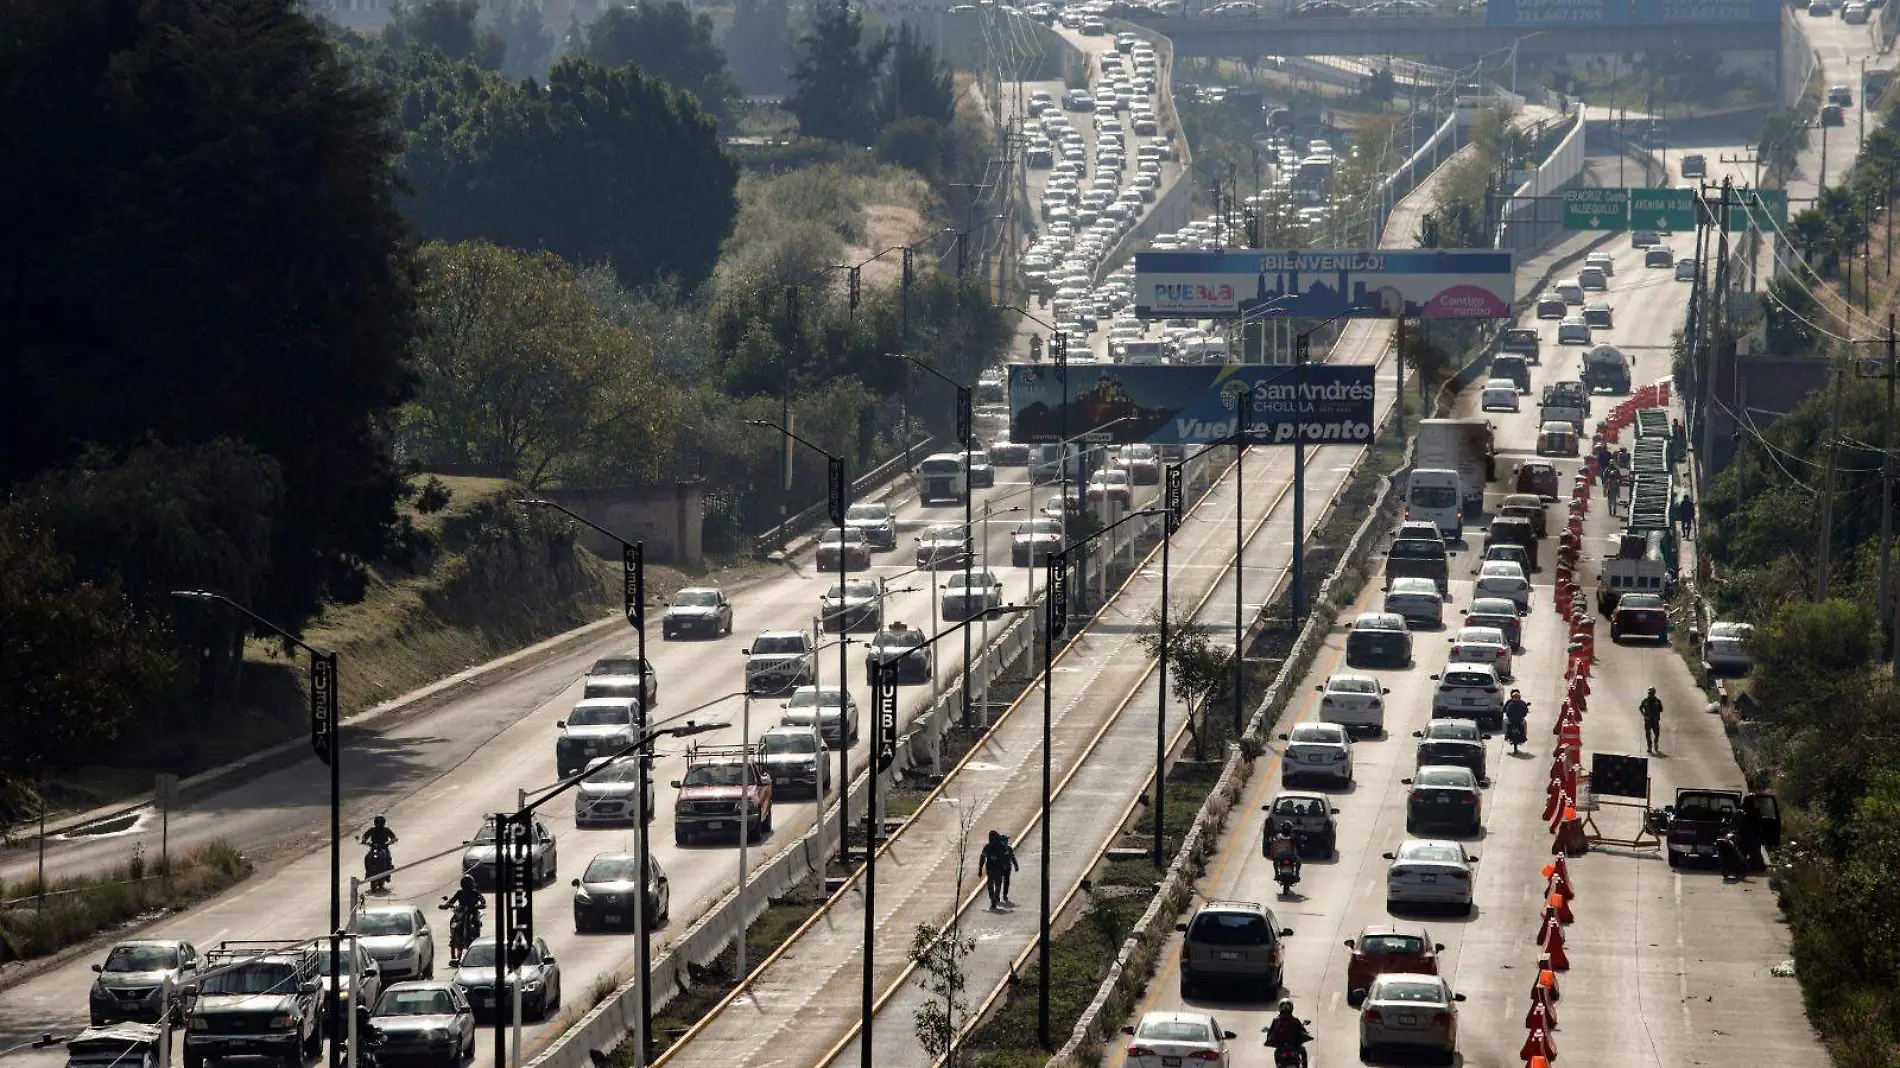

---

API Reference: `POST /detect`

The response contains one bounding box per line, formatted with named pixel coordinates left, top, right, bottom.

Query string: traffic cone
left=1542, top=860, right=1575, bottom=899
left=1557, top=810, right=1589, bottom=856
left=1524, top=993, right=1558, bottom=1031
left=1536, top=903, right=1561, bottom=946
left=1550, top=853, right=1573, bottom=886
left=1528, top=1057, right=1550, bottom=1068
left=1539, top=962, right=1561, bottom=1000
left=1543, top=777, right=1565, bottom=822
left=1559, top=718, right=1581, bottom=753
left=1544, top=922, right=1571, bottom=970
left=1549, top=796, right=1572, bottom=833
left=1520, top=1023, right=1557, bottom=1063
left=1546, top=871, right=1571, bottom=906
left=1547, top=890, right=1574, bottom=924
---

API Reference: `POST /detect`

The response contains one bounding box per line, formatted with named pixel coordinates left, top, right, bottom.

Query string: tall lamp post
left=511, top=498, right=655, bottom=1065
left=1154, top=459, right=1188, bottom=866
left=747, top=419, right=853, bottom=865
left=1004, top=305, right=1073, bottom=611
left=865, top=605, right=1029, bottom=1068
left=1038, top=507, right=1161, bottom=1049
left=1291, top=310, right=1359, bottom=621
left=169, top=590, right=342, bottom=1068
left=890, top=352, right=979, bottom=727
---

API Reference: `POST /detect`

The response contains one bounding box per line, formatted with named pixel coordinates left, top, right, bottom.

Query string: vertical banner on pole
left=827, top=458, right=846, bottom=528
left=505, top=815, right=534, bottom=969
left=623, top=543, right=643, bottom=630
left=874, top=665, right=900, bottom=772
left=1165, top=466, right=1184, bottom=535
left=1047, top=560, right=1068, bottom=638
left=956, top=388, right=974, bottom=446
left=310, top=653, right=338, bottom=765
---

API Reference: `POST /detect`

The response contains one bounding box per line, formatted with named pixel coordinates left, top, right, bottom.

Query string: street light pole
left=891, top=353, right=978, bottom=727
left=1157, top=465, right=1185, bottom=866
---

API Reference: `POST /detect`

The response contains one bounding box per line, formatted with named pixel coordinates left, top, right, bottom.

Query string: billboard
left=1008, top=364, right=1378, bottom=446
left=1133, top=249, right=1514, bottom=321
left=1484, top=0, right=1775, bottom=24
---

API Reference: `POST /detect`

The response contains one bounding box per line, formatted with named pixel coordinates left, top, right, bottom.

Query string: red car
left=1612, top=593, right=1670, bottom=641
left=1343, top=923, right=1444, bottom=1005
left=814, top=527, right=872, bottom=571
left=1513, top=460, right=1560, bottom=500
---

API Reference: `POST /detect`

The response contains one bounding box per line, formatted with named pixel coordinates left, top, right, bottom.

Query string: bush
left=0, top=840, right=252, bottom=960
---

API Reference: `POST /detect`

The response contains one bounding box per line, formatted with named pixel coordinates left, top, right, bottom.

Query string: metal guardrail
left=749, top=435, right=936, bottom=557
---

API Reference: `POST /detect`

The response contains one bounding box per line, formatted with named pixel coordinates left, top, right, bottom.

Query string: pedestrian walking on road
left=1602, top=466, right=1621, bottom=515
left=1639, top=687, right=1664, bottom=753
left=1677, top=495, right=1696, bottom=538
left=998, top=833, right=1019, bottom=905
left=979, top=831, right=1019, bottom=909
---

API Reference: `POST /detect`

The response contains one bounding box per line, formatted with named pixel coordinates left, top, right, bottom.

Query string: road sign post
left=1562, top=188, right=1631, bottom=231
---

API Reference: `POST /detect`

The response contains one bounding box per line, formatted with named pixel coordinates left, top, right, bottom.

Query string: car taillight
left=1369, top=698, right=1381, bottom=708
left=1482, top=685, right=1497, bottom=692
left=1127, top=1047, right=1157, bottom=1058
left=1409, top=791, right=1423, bottom=804
left=1448, top=868, right=1470, bottom=878
left=1321, top=696, right=1334, bottom=705
left=1433, top=1012, right=1454, bottom=1026
left=1364, top=1010, right=1384, bottom=1024
left=1189, top=1052, right=1222, bottom=1061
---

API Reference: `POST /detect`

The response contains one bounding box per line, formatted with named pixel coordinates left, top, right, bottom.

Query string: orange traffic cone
left=1548, top=795, right=1573, bottom=833
left=1558, top=718, right=1581, bottom=753
left=1544, top=922, right=1571, bottom=970
left=1543, top=780, right=1564, bottom=822
left=1546, top=872, right=1571, bottom=906
left=1542, top=860, right=1575, bottom=899
left=1547, top=890, right=1574, bottom=924
left=1536, top=904, right=1561, bottom=946
left=1557, top=810, right=1589, bottom=856
left=1528, top=1057, right=1550, bottom=1068
left=1520, top=1023, right=1558, bottom=1063
left=1550, top=853, right=1573, bottom=886
left=1539, top=962, right=1561, bottom=1000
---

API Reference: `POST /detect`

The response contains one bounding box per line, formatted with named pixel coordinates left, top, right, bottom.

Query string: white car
left=1705, top=621, right=1755, bottom=674
left=1585, top=250, right=1615, bottom=277
left=1383, top=839, right=1480, bottom=914
left=1480, top=379, right=1520, bottom=411
left=1279, top=721, right=1354, bottom=786
left=1557, top=315, right=1592, bottom=345
left=1383, top=576, right=1445, bottom=628
left=1430, top=663, right=1503, bottom=723
left=1473, top=561, right=1532, bottom=611
left=1359, top=972, right=1466, bottom=1061
left=1316, top=673, right=1389, bottom=736
left=1448, top=625, right=1513, bottom=679
left=1122, top=1010, right=1234, bottom=1067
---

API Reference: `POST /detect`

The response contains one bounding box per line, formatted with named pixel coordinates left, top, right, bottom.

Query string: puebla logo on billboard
left=1152, top=281, right=1235, bottom=308
left=1422, top=284, right=1509, bottom=318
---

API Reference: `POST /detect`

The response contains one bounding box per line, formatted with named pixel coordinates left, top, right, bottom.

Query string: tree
left=408, top=241, right=675, bottom=487
left=1135, top=601, right=1236, bottom=760
left=878, top=23, right=954, bottom=127
left=0, top=0, right=421, bottom=633
left=490, top=0, right=553, bottom=79
left=788, top=0, right=889, bottom=144
left=584, top=1, right=739, bottom=120
left=385, top=0, right=505, bottom=70
left=0, top=512, right=180, bottom=826
left=910, top=797, right=980, bottom=1064
left=724, top=0, right=794, bottom=95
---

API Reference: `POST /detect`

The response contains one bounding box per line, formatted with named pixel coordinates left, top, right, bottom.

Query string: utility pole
left=1819, top=360, right=1844, bottom=599
left=1879, top=315, right=1897, bottom=671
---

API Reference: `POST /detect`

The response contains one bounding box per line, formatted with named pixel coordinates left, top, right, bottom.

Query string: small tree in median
left=1136, top=601, right=1236, bottom=761
left=910, top=796, right=981, bottom=1065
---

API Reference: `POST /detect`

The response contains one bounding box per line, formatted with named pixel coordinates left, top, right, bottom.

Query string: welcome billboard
left=1133, top=249, right=1514, bottom=320
left=1008, top=364, right=1377, bottom=446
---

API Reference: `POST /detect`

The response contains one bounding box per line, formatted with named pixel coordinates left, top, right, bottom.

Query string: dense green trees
left=879, top=23, right=955, bottom=127
left=384, top=0, right=504, bottom=69
left=790, top=0, right=891, bottom=143
left=585, top=1, right=739, bottom=120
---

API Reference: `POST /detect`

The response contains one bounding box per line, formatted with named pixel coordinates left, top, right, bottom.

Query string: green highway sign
left=1728, top=189, right=1789, bottom=232
left=1562, top=188, right=1630, bottom=231
left=1630, top=188, right=1696, bottom=233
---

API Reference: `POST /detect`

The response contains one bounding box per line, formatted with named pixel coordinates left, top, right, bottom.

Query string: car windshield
left=1136, top=1019, right=1213, bottom=1043
left=1418, top=767, right=1474, bottom=788
left=1021, top=520, right=1062, bottom=536
left=104, top=945, right=180, bottom=972
left=922, top=527, right=962, bottom=543
left=1457, top=629, right=1504, bottom=644
left=1428, top=722, right=1478, bottom=740
left=846, top=504, right=888, bottom=522
left=1374, top=980, right=1447, bottom=1004
left=1189, top=912, right=1270, bottom=945
left=826, top=583, right=877, bottom=599
left=1410, top=486, right=1458, bottom=509
left=876, top=629, right=925, bottom=648
left=1444, top=671, right=1492, bottom=688
left=357, top=911, right=415, bottom=936
left=1390, top=540, right=1444, bottom=559
left=583, top=760, right=639, bottom=784
left=760, top=732, right=819, bottom=755
left=1096, top=471, right=1129, bottom=485
left=568, top=705, right=632, bottom=727
left=315, top=948, right=366, bottom=976
left=582, top=857, right=640, bottom=882
left=1398, top=842, right=1466, bottom=864
left=1328, top=676, right=1378, bottom=695
left=1290, top=725, right=1345, bottom=744
left=376, top=987, right=458, bottom=1016
left=787, top=688, right=845, bottom=709
left=751, top=636, right=806, bottom=655
left=201, top=962, right=296, bottom=996
left=672, top=590, right=721, bottom=608
left=1480, top=563, right=1524, bottom=579
left=1361, top=934, right=1426, bottom=956
left=949, top=572, right=997, bottom=589
left=1355, top=615, right=1403, bottom=632
left=682, top=763, right=749, bottom=787
left=591, top=658, right=641, bottom=676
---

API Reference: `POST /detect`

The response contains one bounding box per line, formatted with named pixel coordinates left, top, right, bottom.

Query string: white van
left=918, top=452, right=969, bottom=504
left=1406, top=468, right=1464, bottom=537
left=1119, top=339, right=1166, bottom=365
left=1554, top=278, right=1585, bottom=305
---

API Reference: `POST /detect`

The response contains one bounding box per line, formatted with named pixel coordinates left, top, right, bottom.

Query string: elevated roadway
left=1122, top=14, right=1779, bottom=61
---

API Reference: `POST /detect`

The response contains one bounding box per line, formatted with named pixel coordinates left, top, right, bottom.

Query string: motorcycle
left=1264, top=1023, right=1312, bottom=1068
left=1273, top=855, right=1301, bottom=897
left=1505, top=714, right=1529, bottom=753
left=364, top=845, right=394, bottom=893
left=441, top=898, right=483, bottom=958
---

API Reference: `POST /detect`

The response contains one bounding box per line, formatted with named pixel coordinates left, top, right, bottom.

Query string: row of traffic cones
left=1594, top=383, right=1673, bottom=442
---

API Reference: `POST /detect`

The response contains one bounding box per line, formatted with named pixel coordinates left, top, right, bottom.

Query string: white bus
left=917, top=453, right=968, bottom=505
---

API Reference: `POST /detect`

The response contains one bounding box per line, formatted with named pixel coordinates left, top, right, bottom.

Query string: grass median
left=0, top=841, right=251, bottom=962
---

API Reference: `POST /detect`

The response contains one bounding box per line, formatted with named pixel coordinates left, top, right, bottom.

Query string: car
left=1262, top=790, right=1340, bottom=858
left=1395, top=520, right=1443, bottom=545
left=779, top=685, right=861, bottom=747
left=1481, top=542, right=1535, bottom=577
left=556, top=697, right=640, bottom=777
left=965, top=448, right=997, bottom=489
left=1823, top=103, right=1845, bottom=126
left=1414, top=736, right=1488, bottom=783
left=183, top=942, right=324, bottom=1068
left=369, top=981, right=476, bottom=1068
left=461, top=816, right=557, bottom=890
left=1279, top=721, right=1353, bottom=786
left=1676, top=257, right=1698, bottom=281
left=89, top=939, right=201, bottom=1026
left=1012, top=518, right=1064, bottom=566
left=865, top=622, right=932, bottom=683
left=1632, top=229, right=1661, bottom=247
left=743, top=630, right=815, bottom=694
left=1383, top=576, right=1445, bottom=628
left=1343, top=924, right=1443, bottom=1005
left=989, top=438, right=1032, bottom=466
left=571, top=851, right=669, bottom=931
left=821, top=579, right=882, bottom=633
left=1448, top=625, right=1513, bottom=678
left=1462, top=596, right=1524, bottom=650
left=1116, top=443, right=1162, bottom=484
left=1845, top=0, right=1869, bottom=19
left=1347, top=612, right=1413, bottom=668
left=1612, top=592, right=1670, bottom=641
left=662, top=586, right=732, bottom=639
left=1315, top=673, right=1389, bottom=737
left=1473, top=560, right=1532, bottom=611
left=1430, top=664, right=1503, bottom=727
left=1579, top=265, right=1607, bottom=291
left=1497, top=493, right=1548, bottom=538
left=1645, top=246, right=1675, bottom=268
left=1491, top=353, right=1532, bottom=393
left=1585, top=251, right=1615, bottom=276
left=583, top=655, right=655, bottom=706
left=1809, top=0, right=1832, bottom=13
left=942, top=569, right=1005, bottom=621
left=815, top=526, right=873, bottom=571
left=1086, top=469, right=1134, bottom=507
left=1583, top=301, right=1614, bottom=329
left=574, top=755, right=656, bottom=827
left=1480, top=379, right=1519, bottom=412
left=1043, top=489, right=1083, bottom=522
left=316, top=938, right=383, bottom=1027
left=354, top=905, right=437, bottom=982
left=915, top=524, right=973, bottom=569
left=1175, top=900, right=1295, bottom=999
left=1535, top=295, right=1567, bottom=319
left=451, top=936, right=561, bottom=1022
left=1403, top=765, right=1483, bottom=836
left=1513, top=461, right=1560, bottom=501
left=1705, top=620, right=1755, bottom=674
left=1497, top=325, right=1541, bottom=362
left=1413, top=718, right=1485, bottom=745
left=1384, top=838, right=1480, bottom=914
left=756, top=725, right=829, bottom=797
left=1120, top=1011, right=1236, bottom=1068
left=1557, top=315, right=1592, bottom=345
left=1358, top=972, right=1466, bottom=1061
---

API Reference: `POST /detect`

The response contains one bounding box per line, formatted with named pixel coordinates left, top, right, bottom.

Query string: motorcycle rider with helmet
left=1503, top=690, right=1530, bottom=754
left=359, top=815, right=398, bottom=891
left=1264, top=999, right=1313, bottom=1066
left=441, top=875, right=487, bottom=955
left=1268, top=824, right=1301, bottom=893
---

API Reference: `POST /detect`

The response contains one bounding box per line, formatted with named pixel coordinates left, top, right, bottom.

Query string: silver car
left=574, top=756, right=657, bottom=826
left=1382, top=577, right=1444, bottom=628
left=779, top=686, right=861, bottom=747
left=1278, top=722, right=1353, bottom=786
left=1358, top=972, right=1465, bottom=1060
left=355, top=905, right=436, bottom=981
left=1383, top=839, right=1480, bottom=913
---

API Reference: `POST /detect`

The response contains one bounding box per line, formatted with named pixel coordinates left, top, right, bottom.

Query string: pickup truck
left=1658, top=788, right=1780, bottom=870
left=1538, top=382, right=1589, bottom=431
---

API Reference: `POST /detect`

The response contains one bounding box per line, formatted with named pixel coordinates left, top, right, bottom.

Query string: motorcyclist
left=1267, top=824, right=1301, bottom=865
left=360, top=815, right=398, bottom=851
left=1503, top=690, right=1530, bottom=754
left=444, top=875, right=486, bottom=916
left=1264, top=999, right=1312, bottom=1059
left=360, top=815, right=397, bottom=889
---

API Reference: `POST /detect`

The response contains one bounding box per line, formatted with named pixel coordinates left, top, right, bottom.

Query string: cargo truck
left=1413, top=419, right=1494, bottom=516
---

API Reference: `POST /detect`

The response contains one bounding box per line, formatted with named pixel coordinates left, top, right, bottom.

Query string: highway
left=1099, top=166, right=1829, bottom=1067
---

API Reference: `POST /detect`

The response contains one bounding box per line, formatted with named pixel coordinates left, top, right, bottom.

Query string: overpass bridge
left=1121, top=13, right=1780, bottom=60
